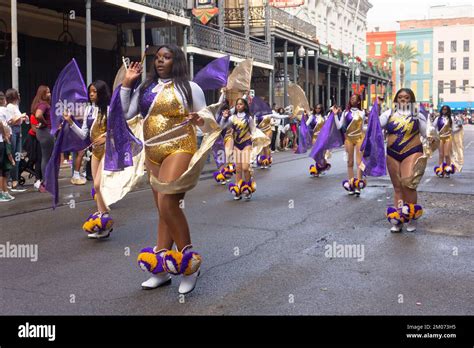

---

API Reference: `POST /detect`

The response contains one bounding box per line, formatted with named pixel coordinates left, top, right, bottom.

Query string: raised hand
left=123, top=62, right=143, bottom=88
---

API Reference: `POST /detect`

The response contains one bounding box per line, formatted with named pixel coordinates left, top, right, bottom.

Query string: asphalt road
left=0, top=126, right=473, bottom=315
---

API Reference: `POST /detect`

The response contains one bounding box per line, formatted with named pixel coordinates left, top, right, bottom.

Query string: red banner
left=269, top=0, right=304, bottom=8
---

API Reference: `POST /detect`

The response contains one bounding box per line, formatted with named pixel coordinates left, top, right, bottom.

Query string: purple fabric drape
left=105, top=85, right=143, bottom=172
left=295, top=113, right=311, bottom=154
left=50, top=59, right=88, bottom=135
left=360, top=100, right=386, bottom=176
left=44, top=117, right=90, bottom=208
left=211, top=135, right=225, bottom=169
left=250, top=95, right=272, bottom=118
left=193, top=56, right=230, bottom=91
left=309, top=112, right=344, bottom=164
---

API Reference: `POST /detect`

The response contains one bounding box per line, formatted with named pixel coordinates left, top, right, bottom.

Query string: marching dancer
left=220, top=97, right=257, bottom=200
left=307, top=104, right=331, bottom=177
left=212, top=101, right=236, bottom=185
left=334, top=94, right=367, bottom=196
left=432, top=105, right=464, bottom=178
left=120, top=44, right=219, bottom=294
left=64, top=80, right=114, bottom=239
left=254, top=98, right=288, bottom=169
left=377, top=89, right=427, bottom=232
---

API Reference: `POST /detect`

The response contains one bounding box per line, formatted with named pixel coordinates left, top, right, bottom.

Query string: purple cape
left=105, top=85, right=143, bottom=171
left=360, top=100, right=386, bottom=176
left=211, top=135, right=225, bottom=169
left=50, top=59, right=88, bottom=135
left=250, top=95, right=272, bottom=118
left=309, top=112, right=344, bottom=164
left=295, top=113, right=311, bottom=154
left=44, top=117, right=91, bottom=208
left=193, top=56, right=230, bottom=91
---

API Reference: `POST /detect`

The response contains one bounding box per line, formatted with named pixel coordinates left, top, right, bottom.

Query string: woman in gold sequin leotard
left=334, top=94, right=367, bottom=196
left=121, top=45, right=209, bottom=295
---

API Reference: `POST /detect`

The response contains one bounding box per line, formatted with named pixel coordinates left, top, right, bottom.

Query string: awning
left=441, top=101, right=473, bottom=110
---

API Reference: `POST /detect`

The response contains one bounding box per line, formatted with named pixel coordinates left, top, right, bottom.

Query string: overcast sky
left=367, top=0, right=472, bottom=31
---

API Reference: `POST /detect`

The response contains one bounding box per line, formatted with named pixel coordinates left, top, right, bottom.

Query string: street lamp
left=355, top=66, right=361, bottom=89
left=298, top=45, right=305, bottom=68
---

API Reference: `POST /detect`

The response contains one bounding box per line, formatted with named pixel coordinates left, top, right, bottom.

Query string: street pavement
left=0, top=126, right=473, bottom=315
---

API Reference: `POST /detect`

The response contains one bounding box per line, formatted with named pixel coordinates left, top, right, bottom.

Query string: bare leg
left=444, top=139, right=452, bottom=165
left=345, top=141, right=355, bottom=180
left=400, top=152, right=423, bottom=204
left=91, top=156, right=108, bottom=213
left=224, top=137, right=234, bottom=164
left=155, top=152, right=193, bottom=251
left=74, top=150, right=85, bottom=172
left=355, top=140, right=363, bottom=180
left=234, top=147, right=242, bottom=183
left=386, top=155, right=403, bottom=208
left=438, top=140, right=445, bottom=165
left=241, top=146, right=252, bottom=181
left=145, top=159, right=174, bottom=251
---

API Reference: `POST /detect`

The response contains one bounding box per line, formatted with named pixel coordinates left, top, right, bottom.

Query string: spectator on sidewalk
left=5, top=88, right=28, bottom=192
left=0, top=91, right=16, bottom=201
left=31, top=85, right=53, bottom=192
left=23, top=112, right=43, bottom=190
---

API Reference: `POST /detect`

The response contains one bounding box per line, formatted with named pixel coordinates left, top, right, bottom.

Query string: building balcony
left=225, top=6, right=317, bottom=41
left=188, top=21, right=271, bottom=64
left=130, top=0, right=188, bottom=17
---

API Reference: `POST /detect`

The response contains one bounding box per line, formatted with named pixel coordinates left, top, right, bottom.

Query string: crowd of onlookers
left=0, top=86, right=93, bottom=203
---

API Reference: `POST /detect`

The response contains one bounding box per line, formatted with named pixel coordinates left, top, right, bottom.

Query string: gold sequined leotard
left=90, top=113, right=107, bottom=160
left=312, top=115, right=325, bottom=143
left=345, top=109, right=365, bottom=145
left=438, top=117, right=453, bottom=142
left=143, top=82, right=197, bottom=165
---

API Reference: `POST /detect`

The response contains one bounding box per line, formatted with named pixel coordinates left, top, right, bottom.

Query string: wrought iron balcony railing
left=189, top=22, right=271, bottom=64
left=225, top=6, right=317, bottom=41
left=131, top=0, right=187, bottom=17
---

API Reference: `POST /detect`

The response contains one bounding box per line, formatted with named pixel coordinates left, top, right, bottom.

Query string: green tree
left=388, top=44, right=419, bottom=89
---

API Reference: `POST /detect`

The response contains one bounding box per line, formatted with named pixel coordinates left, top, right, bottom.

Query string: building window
left=411, top=61, right=417, bottom=74
left=387, top=42, right=394, bottom=53
left=375, top=43, right=381, bottom=56
left=423, top=40, right=430, bottom=53
left=438, top=58, right=444, bottom=70
left=463, top=57, right=469, bottom=70
left=451, top=40, right=457, bottom=52
left=462, top=80, right=469, bottom=91
left=438, top=41, right=444, bottom=53
left=411, top=81, right=418, bottom=95
left=423, top=60, right=430, bottom=74
left=423, top=80, right=430, bottom=100
left=438, top=80, right=444, bottom=95
left=464, top=40, right=469, bottom=52
left=411, top=40, right=418, bottom=51
left=450, top=80, right=456, bottom=94
left=451, top=57, right=456, bottom=70
left=366, top=44, right=370, bottom=56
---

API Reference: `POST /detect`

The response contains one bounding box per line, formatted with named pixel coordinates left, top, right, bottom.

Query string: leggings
left=36, top=128, right=54, bottom=180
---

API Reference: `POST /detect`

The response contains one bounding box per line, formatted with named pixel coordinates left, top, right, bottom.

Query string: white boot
left=141, top=273, right=172, bottom=290
left=390, top=224, right=403, bottom=233
left=406, top=220, right=417, bottom=232
left=178, top=269, right=201, bottom=295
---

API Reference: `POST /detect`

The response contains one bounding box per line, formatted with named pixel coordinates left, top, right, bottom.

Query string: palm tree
left=387, top=44, right=419, bottom=89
